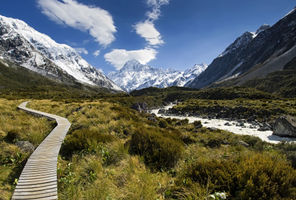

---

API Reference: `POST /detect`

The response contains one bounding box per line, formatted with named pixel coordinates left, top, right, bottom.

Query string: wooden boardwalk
left=12, top=102, right=71, bottom=200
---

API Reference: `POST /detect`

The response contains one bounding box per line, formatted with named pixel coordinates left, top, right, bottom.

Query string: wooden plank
left=12, top=102, right=71, bottom=200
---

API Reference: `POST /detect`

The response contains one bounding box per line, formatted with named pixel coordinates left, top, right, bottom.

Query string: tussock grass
left=0, top=99, right=54, bottom=199
left=1, top=98, right=296, bottom=199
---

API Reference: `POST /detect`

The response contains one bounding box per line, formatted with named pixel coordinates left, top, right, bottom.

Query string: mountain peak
left=124, top=59, right=141, bottom=66
left=108, top=62, right=207, bottom=92
left=255, top=24, right=270, bottom=35
left=121, top=59, right=151, bottom=72
left=219, top=31, right=254, bottom=57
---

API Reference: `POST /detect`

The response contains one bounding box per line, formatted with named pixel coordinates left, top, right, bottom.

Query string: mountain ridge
left=188, top=8, right=296, bottom=89
left=108, top=60, right=207, bottom=92
left=0, top=14, right=122, bottom=91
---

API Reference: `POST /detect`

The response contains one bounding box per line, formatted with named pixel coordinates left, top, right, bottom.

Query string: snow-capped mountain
left=108, top=60, right=207, bottom=92
left=0, top=14, right=121, bottom=91
left=188, top=8, right=296, bottom=88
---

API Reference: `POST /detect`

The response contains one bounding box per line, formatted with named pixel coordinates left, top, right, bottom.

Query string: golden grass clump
left=0, top=99, right=54, bottom=199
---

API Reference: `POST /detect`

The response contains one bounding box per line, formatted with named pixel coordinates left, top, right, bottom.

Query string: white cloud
left=104, top=0, right=169, bottom=70
left=133, top=0, right=169, bottom=47
left=146, top=0, right=169, bottom=21
left=75, top=48, right=88, bottom=55
left=93, top=50, right=101, bottom=57
left=134, top=21, right=164, bottom=46
left=104, top=48, right=157, bottom=70
left=37, top=0, right=116, bottom=47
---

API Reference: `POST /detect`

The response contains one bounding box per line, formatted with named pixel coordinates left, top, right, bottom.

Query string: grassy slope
left=0, top=99, right=55, bottom=199
left=212, top=56, right=296, bottom=98
left=0, top=59, right=118, bottom=99
left=243, top=56, right=296, bottom=98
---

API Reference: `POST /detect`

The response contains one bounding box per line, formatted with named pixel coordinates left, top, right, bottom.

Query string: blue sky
left=0, top=0, right=295, bottom=73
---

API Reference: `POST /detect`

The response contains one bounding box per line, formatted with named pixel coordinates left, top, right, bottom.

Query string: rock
left=147, top=115, right=157, bottom=122
left=172, top=100, right=178, bottom=104
left=258, top=122, right=272, bottom=131
left=238, top=140, right=249, bottom=147
left=158, top=108, right=166, bottom=114
left=207, top=127, right=218, bottom=131
left=249, top=125, right=257, bottom=129
left=224, top=122, right=231, bottom=126
left=273, top=116, right=296, bottom=137
left=236, top=122, right=244, bottom=127
left=15, top=141, right=34, bottom=153
left=193, top=121, right=202, bottom=129
left=131, top=102, right=148, bottom=112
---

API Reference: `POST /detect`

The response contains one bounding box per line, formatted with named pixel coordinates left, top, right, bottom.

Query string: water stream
left=150, top=104, right=296, bottom=144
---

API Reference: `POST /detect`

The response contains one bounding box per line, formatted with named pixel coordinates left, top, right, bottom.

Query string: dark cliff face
left=188, top=8, right=296, bottom=89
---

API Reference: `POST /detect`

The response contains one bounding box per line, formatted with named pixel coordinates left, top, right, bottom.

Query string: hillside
left=188, top=8, right=296, bottom=89
left=0, top=14, right=121, bottom=91
left=0, top=59, right=117, bottom=99
left=213, top=56, right=296, bottom=97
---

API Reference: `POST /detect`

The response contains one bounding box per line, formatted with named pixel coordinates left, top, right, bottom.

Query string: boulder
left=15, top=141, right=35, bottom=153
left=147, top=114, right=157, bottom=122
left=224, top=122, right=231, bottom=126
left=131, top=102, right=148, bottom=112
left=238, top=140, right=249, bottom=147
left=258, top=122, right=272, bottom=131
left=273, top=116, right=296, bottom=137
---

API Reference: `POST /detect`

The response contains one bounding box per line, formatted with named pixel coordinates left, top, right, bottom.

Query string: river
left=150, top=104, right=296, bottom=144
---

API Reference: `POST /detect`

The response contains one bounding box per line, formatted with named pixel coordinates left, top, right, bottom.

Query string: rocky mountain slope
left=0, top=14, right=121, bottom=91
left=108, top=60, right=207, bottom=92
left=188, top=8, right=296, bottom=88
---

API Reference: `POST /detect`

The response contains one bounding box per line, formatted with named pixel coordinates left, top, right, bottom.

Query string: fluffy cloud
left=37, top=0, right=116, bottom=47
left=104, top=48, right=157, bottom=70
left=146, top=0, right=169, bottom=21
left=93, top=50, right=101, bottom=57
left=134, top=21, right=163, bottom=46
left=134, top=0, right=169, bottom=47
left=75, top=48, right=88, bottom=55
left=105, top=0, right=169, bottom=70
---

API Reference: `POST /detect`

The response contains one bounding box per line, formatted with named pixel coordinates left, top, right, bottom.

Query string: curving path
left=12, top=102, right=71, bottom=200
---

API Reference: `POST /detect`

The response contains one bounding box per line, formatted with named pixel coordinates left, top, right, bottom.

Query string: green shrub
left=5, top=130, right=20, bottom=143
left=275, top=143, right=296, bottom=168
left=177, top=153, right=296, bottom=199
left=129, top=127, right=184, bottom=170
left=62, top=128, right=115, bottom=155
left=159, top=119, right=169, bottom=128
left=176, top=119, right=189, bottom=126
left=235, top=153, right=296, bottom=199
left=181, top=159, right=236, bottom=193
left=206, top=138, right=223, bottom=148
left=193, top=120, right=202, bottom=128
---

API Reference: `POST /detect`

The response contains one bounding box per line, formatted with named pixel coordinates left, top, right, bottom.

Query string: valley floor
left=1, top=92, right=296, bottom=199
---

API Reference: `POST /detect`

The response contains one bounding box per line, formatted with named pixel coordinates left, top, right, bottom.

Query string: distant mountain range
left=0, top=14, right=122, bottom=91
left=108, top=60, right=207, bottom=92
left=188, top=8, right=296, bottom=89
left=1, top=7, right=295, bottom=94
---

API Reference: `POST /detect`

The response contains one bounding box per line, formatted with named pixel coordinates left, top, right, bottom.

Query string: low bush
left=176, top=153, right=296, bottom=199
left=62, top=127, right=115, bottom=156
left=129, top=127, right=184, bottom=170
left=5, top=130, right=20, bottom=143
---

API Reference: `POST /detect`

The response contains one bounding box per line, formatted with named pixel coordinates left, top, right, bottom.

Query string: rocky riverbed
left=150, top=104, right=296, bottom=144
